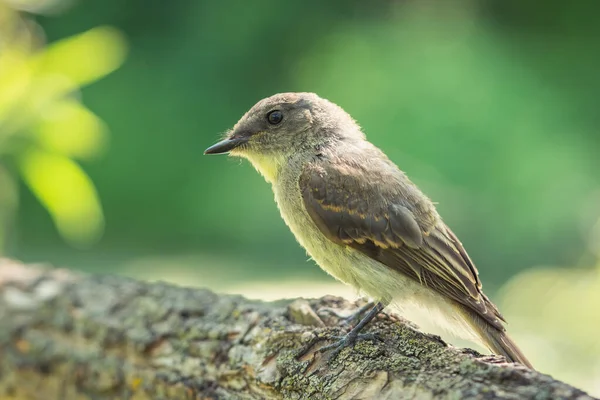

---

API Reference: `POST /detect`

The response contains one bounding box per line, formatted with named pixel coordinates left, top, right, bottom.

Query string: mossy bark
left=0, top=259, right=594, bottom=400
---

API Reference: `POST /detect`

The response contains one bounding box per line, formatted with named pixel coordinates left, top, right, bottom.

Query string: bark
left=0, top=258, right=594, bottom=400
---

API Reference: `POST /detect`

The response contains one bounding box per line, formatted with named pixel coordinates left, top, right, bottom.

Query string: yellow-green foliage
left=0, top=3, right=127, bottom=248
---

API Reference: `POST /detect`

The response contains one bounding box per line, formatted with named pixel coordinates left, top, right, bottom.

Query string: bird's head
left=204, top=92, right=363, bottom=183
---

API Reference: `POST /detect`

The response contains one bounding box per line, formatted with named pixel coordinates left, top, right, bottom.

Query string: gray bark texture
left=0, top=258, right=594, bottom=400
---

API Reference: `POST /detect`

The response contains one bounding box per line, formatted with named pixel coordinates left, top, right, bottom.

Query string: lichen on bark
left=0, top=259, right=595, bottom=400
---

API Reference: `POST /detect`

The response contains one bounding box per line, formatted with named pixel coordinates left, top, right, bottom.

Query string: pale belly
left=272, top=177, right=478, bottom=342
left=273, top=179, right=434, bottom=304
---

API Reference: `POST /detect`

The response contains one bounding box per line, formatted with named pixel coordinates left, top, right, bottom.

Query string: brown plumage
left=300, top=146, right=532, bottom=367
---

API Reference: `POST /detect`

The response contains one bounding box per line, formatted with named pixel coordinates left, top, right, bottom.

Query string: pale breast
left=272, top=167, right=413, bottom=300
left=271, top=167, right=480, bottom=343
left=241, top=146, right=478, bottom=343
left=272, top=173, right=355, bottom=284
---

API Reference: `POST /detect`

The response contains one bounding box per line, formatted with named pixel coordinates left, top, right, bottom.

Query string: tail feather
left=460, top=307, right=534, bottom=369
left=480, top=326, right=534, bottom=369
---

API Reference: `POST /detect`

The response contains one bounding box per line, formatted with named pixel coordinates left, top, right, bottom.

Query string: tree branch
left=0, top=259, right=594, bottom=399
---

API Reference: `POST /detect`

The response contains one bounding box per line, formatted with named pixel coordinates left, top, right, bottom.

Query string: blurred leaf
left=35, top=98, right=108, bottom=159
left=18, top=148, right=104, bottom=246
left=0, top=5, right=125, bottom=249
left=0, top=164, right=19, bottom=254
left=0, top=30, right=34, bottom=133
left=33, top=25, right=127, bottom=87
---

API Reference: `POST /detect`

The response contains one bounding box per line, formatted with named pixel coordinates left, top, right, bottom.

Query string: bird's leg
left=297, top=302, right=385, bottom=360
left=319, top=301, right=376, bottom=325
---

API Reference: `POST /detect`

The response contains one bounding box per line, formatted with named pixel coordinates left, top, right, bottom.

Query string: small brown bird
left=205, top=92, right=533, bottom=368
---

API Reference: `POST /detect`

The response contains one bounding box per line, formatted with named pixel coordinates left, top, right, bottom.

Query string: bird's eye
left=267, top=110, right=283, bottom=125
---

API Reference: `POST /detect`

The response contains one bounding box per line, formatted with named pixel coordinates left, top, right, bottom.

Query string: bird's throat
left=241, top=152, right=284, bottom=184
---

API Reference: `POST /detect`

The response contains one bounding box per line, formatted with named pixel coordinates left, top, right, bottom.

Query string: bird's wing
left=300, top=156, right=505, bottom=330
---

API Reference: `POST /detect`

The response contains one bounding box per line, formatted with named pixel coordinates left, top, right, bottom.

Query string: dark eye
left=267, top=110, right=283, bottom=125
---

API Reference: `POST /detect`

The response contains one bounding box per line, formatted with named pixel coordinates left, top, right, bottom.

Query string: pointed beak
left=204, top=137, right=246, bottom=155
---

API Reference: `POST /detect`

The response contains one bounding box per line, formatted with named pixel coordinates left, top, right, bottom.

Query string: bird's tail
left=460, top=308, right=534, bottom=369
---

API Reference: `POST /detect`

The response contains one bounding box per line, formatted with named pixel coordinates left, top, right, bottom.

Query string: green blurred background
left=1, top=0, right=599, bottom=395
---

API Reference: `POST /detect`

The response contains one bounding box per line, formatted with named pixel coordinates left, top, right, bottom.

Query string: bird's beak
left=204, top=137, right=246, bottom=155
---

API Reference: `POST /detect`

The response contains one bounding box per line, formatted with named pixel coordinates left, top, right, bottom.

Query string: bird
left=204, top=92, right=533, bottom=368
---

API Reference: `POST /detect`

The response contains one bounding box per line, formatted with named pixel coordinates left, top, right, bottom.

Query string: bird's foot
left=297, top=302, right=385, bottom=361
left=296, top=329, right=383, bottom=361
left=317, top=331, right=383, bottom=359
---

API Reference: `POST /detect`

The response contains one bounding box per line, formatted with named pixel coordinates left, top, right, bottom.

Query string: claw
left=297, top=302, right=386, bottom=361
left=296, top=333, right=327, bottom=359
left=318, top=332, right=383, bottom=359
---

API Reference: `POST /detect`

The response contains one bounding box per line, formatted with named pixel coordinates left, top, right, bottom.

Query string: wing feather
left=300, top=155, right=505, bottom=330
